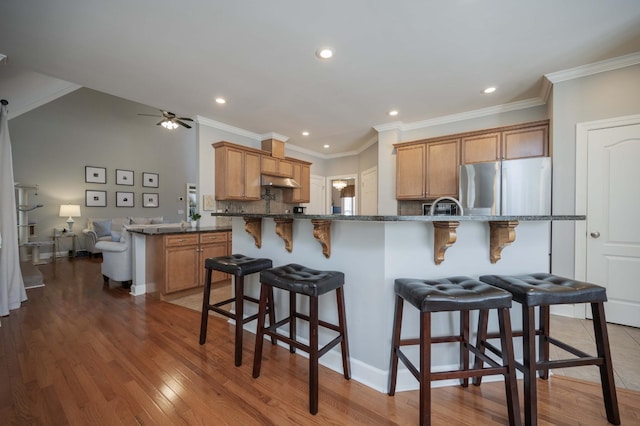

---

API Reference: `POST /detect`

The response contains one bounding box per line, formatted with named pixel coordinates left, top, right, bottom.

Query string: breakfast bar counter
left=209, top=213, right=583, bottom=393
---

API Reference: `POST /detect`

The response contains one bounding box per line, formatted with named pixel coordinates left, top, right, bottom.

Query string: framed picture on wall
left=142, top=172, right=159, bottom=188
left=116, top=169, right=134, bottom=186
left=85, top=190, right=107, bottom=207
left=116, top=191, right=134, bottom=207
left=85, top=166, right=107, bottom=184
left=142, top=193, right=159, bottom=208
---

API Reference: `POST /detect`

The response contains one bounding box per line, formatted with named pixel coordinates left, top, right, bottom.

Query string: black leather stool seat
left=389, top=276, right=520, bottom=426
left=259, top=263, right=344, bottom=296
left=395, top=276, right=512, bottom=312
left=476, top=273, right=620, bottom=425
left=253, top=263, right=350, bottom=415
left=200, top=254, right=275, bottom=367
left=479, top=273, right=607, bottom=306
left=205, top=254, right=273, bottom=277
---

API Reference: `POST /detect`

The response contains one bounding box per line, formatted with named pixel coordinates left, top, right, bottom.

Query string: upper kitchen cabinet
left=461, top=120, right=549, bottom=164
left=395, top=138, right=460, bottom=200
left=283, top=159, right=311, bottom=203
left=213, top=142, right=261, bottom=201
left=261, top=156, right=293, bottom=177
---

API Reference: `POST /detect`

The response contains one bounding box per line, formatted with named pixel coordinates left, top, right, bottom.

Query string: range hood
left=261, top=174, right=301, bottom=188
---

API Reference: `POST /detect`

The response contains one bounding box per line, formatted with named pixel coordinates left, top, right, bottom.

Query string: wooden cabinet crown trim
left=393, top=119, right=549, bottom=149
left=212, top=140, right=312, bottom=165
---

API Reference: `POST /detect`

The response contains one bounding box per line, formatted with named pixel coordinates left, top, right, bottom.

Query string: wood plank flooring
left=1, top=258, right=639, bottom=425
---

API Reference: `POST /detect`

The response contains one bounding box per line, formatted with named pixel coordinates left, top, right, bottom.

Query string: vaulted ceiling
left=1, top=1, right=640, bottom=156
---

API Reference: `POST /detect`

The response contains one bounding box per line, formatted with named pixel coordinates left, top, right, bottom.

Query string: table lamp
left=59, top=204, right=81, bottom=232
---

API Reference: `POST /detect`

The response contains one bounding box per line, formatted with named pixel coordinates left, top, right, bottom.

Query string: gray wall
left=550, top=63, right=640, bottom=277
left=10, top=88, right=196, bottom=253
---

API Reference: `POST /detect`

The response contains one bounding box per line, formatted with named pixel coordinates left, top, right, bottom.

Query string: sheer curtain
left=0, top=102, right=27, bottom=316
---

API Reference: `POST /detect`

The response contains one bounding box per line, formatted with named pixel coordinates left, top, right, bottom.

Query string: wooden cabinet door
left=502, top=124, right=548, bottom=160
left=198, top=232, right=229, bottom=285
left=461, top=133, right=500, bottom=164
left=261, top=156, right=278, bottom=175
left=396, top=144, right=426, bottom=199
left=243, top=151, right=261, bottom=200
left=165, top=245, right=199, bottom=293
left=284, top=162, right=311, bottom=203
left=426, top=139, right=460, bottom=198
left=215, top=146, right=244, bottom=200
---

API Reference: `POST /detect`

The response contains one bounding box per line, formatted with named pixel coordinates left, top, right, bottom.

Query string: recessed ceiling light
left=483, top=87, right=496, bottom=94
left=302, top=131, right=310, bottom=136
left=323, top=144, right=330, bottom=149
left=215, top=97, right=226, bottom=104
left=316, top=47, right=334, bottom=59
left=388, top=110, right=399, bottom=116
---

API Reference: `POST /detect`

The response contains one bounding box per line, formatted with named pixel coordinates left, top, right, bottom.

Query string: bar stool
left=477, top=273, right=620, bottom=425
left=388, top=276, right=521, bottom=426
left=199, top=254, right=275, bottom=366
left=252, top=263, right=351, bottom=415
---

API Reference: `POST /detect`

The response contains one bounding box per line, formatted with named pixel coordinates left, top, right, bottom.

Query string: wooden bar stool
left=252, top=263, right=351, bottom=415
left=477, top=273, right=620, bottom=425
left=199, top=254, right=275, bottom=366
left=388, top=276, right=521, bottom=426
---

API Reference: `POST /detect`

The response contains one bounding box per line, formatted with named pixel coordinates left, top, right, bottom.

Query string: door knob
left=590, top=231, right=600, bottom=238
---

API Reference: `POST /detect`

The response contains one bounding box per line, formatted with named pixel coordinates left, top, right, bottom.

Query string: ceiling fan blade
left=138, top=113, right=161, bottom=117
left=156, top=120, right=164, bottom=126
left=175, top=119, right=192, bottom=129
left=177, top=117, right=194, bottom=122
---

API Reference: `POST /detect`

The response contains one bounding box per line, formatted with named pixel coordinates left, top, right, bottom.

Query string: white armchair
left=95, top=226, right=132, bottom=287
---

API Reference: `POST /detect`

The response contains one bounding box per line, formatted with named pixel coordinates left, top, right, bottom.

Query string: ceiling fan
left=138, top=110, right=194, bottom=129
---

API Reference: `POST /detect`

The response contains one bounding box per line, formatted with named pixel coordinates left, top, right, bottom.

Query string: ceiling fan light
left=161, top=120, right=179, bottom=130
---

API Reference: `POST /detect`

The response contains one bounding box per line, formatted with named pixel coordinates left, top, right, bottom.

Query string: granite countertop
left=209, top=212, right=585, bottom=222
left=128, top=225, right=232, bottom=236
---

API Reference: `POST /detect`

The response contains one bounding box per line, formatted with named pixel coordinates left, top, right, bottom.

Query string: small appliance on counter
left=293, top=206, right=306, bottom=214
left=422, top=201, right=459, bottom=216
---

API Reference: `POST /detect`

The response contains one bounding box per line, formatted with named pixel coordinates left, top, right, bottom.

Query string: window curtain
left=0, top=102, right=27, bottom=316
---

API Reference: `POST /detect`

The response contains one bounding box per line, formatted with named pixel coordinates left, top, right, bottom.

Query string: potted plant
left=189, top=212, right=201, bottom=228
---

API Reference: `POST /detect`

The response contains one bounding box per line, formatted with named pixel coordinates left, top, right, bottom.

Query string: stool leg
left=592, top=302, right=620, bottom=425
left=234, top=274, right=245, bottom=366
left=267, top=286, right=277, bottom=345
left=522, top=305, right=538, bottom=426
left=289, top=291, right=297, bottom=353
left=538, top=306, right=550, bottom=380
left=498, top=307, right=522, bottom=426
left=199, top=267, right=213, bottom=345
left=388, top=295, right=404, bottom=395
left=336, top=287, right=351, bottom=379
left=309, top=294, right=319, bottom=415
left=460, top=310, right=469, bottom=387
left=252, top=283, right=269, bottom=378
left=472, top=309, right=490, bottom=386
left=419, top=311, right=432, bottom=426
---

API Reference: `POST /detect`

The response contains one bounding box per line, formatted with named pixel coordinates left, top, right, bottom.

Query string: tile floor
left=172, top=292, right=640, bottom=392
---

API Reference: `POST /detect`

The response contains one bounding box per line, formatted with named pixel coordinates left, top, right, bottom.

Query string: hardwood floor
left=1, top=258, right=639, bottom=425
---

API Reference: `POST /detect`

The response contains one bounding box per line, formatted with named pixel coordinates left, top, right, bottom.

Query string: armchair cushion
left=93, top=220, right=112, bottom=238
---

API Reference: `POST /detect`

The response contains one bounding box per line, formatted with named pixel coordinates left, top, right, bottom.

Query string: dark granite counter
left=210, top=212, right=585, bottom=222
left=128, top=225, right=231, bottom=236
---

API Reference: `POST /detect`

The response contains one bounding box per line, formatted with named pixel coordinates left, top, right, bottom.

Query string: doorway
left=326, top=175, right=357, bottom=215
left=576, top=115, right=640, bottom=327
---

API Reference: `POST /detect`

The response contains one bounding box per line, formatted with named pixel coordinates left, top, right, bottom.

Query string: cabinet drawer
left=199, top=232, right=228, bottom=244
left=165, top=234, right=199, bottom=247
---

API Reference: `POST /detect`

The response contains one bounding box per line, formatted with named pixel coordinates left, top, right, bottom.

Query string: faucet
left=429, top=196, right=464, bottom=216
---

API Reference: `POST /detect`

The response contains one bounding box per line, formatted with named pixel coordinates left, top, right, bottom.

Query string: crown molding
left=259, top=132, right=289, bottom=142
left=195, top=115, right=262, bottom=140
left=545, top=51, right=640, bottom=83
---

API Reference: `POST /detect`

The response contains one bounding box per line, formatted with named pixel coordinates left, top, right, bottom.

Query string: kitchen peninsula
left=211, top=212, right=583, bottom=393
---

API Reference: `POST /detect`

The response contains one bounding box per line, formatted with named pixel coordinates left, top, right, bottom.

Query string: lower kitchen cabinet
left=149, top=230, right=231, bottom=297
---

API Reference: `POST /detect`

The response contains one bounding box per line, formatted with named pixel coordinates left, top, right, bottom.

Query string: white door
left=360, top=166, right=377, bottom=215
left=586, top=121, right=640, bottom=327
left=304, top=175, right=325, bottom=214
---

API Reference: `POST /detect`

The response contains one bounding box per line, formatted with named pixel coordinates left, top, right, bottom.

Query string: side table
left=53, top=232, right=78, bottom=261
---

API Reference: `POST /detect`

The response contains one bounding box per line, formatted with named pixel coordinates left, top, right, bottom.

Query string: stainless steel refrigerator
left=459, top=157, right=551, bottom=215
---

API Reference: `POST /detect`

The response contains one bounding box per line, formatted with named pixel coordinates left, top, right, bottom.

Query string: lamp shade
left=59, top=204, right=81, bottom=218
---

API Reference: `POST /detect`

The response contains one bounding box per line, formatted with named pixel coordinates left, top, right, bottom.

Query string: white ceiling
left=1, top=1, right=640, bottom=156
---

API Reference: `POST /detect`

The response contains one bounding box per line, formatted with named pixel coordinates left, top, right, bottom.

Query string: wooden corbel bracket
left=489, top=220, right=519, bottom=263
left=433, top=221, right=460, bottom=265
left=274, top=218, right=294, bottom=252
left=243, top=217, right=263, bottom=248
left=311, top=219, right=332, bottom=258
